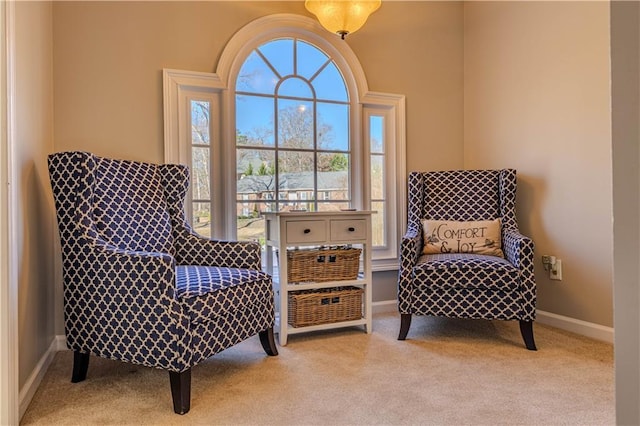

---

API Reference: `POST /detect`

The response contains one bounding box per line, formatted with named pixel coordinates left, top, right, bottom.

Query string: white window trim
left=163, top=69, right=223, bottom=166
left=363, top=93, right=407, bottom=270
left=163, top=70, right=225, bottom=238
left=163, top=14, right=405, bottom=271
left=0, top=0, right=19, bottom=423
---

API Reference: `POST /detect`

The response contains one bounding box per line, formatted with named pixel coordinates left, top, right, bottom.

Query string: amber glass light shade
left=305, top=0, right=381, bottom=39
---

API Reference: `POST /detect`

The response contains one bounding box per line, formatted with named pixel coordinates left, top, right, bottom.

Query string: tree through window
left=235, top=38, right=352, bottom=241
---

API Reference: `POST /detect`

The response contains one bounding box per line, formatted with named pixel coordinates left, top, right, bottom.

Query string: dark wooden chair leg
left=398, top=313, right=412, bottom=340
left=519, top=320, right=537, bottom=351
left=71, top=351, right=90, bottom=383
left=169, top=369, right=191, bottom=415
left=259, top=328, right=278, bottom=356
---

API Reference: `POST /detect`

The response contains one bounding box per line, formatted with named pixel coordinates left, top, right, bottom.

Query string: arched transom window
left=235, top=38, right=353, bottom=230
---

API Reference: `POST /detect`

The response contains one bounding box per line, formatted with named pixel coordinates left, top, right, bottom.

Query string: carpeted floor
left=21, top=312, right=614, bottom=425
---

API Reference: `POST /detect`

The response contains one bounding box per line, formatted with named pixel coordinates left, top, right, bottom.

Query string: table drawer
left=330, top=219, right=366, bottom=241
left=286, top=220, right=326, bottom=243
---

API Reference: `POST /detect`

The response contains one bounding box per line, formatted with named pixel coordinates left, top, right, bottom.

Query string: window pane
left=260, top=201, right=277, bottom=213
left=191, top=100, right=210, bottom=145
left=371, top=201, right=386, bottom=246
left=370, top=115, right=384, bottom=154
left=297, top=40, right=329, bottom=80
left=237, top=50, right=278, bottom=94
left=277, top=99, right=313, bottom=149
left=191, top=146, right=210, bottom=200
left=236, top=95, right=275, bottom=146
left=237, top=148, right=276, bottom=200
left=192, top=202, right=211, bottom=237
left=318, top=169, right=349, bottom=198
left=258, top=39, right=293, bottom=77
left=279, top=150, right=314, bottom=188
left=317, top=102, right=349, bottom=151
left=238, top=174, right=277, bottom=200
left=371, top=154, right=384, bottom=199
left=279, top=201, right=316, bottom=212
left=312, top=62, right=348, bottom=101
left=236, top=203, right=264, bottom=243
left=318, top=152, right=349, bottom=173
left=317, top=202, right=350, bottom=211
left=278, top=77, right=313, bottom=99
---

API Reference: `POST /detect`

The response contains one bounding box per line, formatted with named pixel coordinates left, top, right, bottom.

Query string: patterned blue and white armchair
left=397, top=169, right=537, bottom=350
left=48, top=151, right=278, bottom=414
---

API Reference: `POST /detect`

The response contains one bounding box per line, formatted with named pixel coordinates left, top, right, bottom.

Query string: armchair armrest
left=502, top=228, right=537, bottom=320
left=67, top=240, right=192, bottom=371
left=397, top=224, right=423, bottom=314
left=502, top=228, right=534, bottom=273
left=400, top=225, right=423, bottom=270
left=173, top=230, right=262, bottom=270
left=81, top=239, right=181, bottom=311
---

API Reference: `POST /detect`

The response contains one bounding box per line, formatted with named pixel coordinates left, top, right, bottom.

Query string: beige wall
left=464, top=1, right=613, bottom=327
left=53, top=1, right=464, bottom=171
left=15, top=1, right=56, bottom=390
left=349, top=1, right=464, bottom=172
left=51, top=1, right=465, bottom=317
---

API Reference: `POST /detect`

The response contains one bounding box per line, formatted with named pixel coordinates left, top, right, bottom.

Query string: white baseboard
left=55, top=334, right=67, bottom=351
left=371, top=300, right=614, bottom=344
left=18, top=335, right=65, bottom=419
left=372, top=299, right=397, bottom=314
left=536, top=310, right=614, bottom=344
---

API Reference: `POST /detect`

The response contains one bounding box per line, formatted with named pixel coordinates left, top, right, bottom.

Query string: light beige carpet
left=21, top=313, right=614, bottom=425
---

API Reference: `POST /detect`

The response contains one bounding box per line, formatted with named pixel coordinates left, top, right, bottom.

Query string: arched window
left=235, top=38, right=352, bottom=229
left=163, top=14, right=405, bottom=270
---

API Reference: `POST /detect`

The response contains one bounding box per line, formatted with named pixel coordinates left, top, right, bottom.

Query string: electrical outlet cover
left=550, top=259, right=563, bottom=281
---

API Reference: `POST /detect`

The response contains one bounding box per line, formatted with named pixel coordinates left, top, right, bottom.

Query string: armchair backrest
left=49, top=151, right=178, bottom=257
left=408, top=169, right=518, bottom=231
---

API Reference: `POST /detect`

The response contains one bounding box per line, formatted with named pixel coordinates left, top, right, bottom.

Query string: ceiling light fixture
left=305, top=0, right=382, bottom=40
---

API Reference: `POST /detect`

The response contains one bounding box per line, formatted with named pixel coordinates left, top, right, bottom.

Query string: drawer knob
left=303, top=229, right=311, bottom=234
left=348, top=227, right=355, bottom=232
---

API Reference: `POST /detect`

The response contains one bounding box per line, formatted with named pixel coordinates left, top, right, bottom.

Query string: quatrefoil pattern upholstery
left=48, top=151, right=275, bottom=373
left=398, top=169, right=536, bottom=323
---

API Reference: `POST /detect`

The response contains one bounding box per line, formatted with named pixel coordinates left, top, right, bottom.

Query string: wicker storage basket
left=286, top=247, right=362, bottom=283
left=288, top=286, right=364, bottom=327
